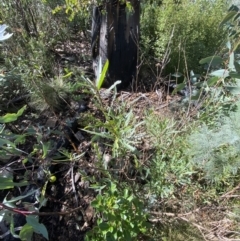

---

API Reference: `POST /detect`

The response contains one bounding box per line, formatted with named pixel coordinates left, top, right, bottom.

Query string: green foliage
left=83, top=81, right=143, bottom=158
left=0, top=189, right=49, bottom=240
left=186, top=102, right=240, bottom=184
left=0, top=0, right=89, bottom=112
left=44, top=0, right=91, bottom=26
left=145, top=112, right=193, bottom=198
left=140, top=0, right=228, bottom=74
left=0, top=105, right=27, bottom=161
left=86, top=181, right=148, bottom=241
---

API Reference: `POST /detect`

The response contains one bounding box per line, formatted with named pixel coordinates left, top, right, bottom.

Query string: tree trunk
left=91, top=0, right=140, bottom=89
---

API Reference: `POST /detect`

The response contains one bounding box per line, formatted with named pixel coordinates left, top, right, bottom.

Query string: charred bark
left=91, top=0, right=140, bottom=89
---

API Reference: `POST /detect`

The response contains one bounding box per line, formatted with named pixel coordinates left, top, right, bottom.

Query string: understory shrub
left=186, top=101, right=240, bottom=184
left=141, top=0, right=228, bottom=75
left=0, top=0, right=90, bottom=112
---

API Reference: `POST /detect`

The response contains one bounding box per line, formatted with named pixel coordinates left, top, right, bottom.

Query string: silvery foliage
left=0, top=24, right=12, bottom=41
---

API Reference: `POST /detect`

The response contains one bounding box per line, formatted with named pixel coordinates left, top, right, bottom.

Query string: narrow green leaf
left=96, top=59, right=109, bottom=90
left=0, top=105, right=26, bottom=123
left=0, top=138, right=16, bottom=148
left=3, top=188, right=38, bottom=203
left=106, top=80, right=122, bottom=91
left=10, top=214, right=20, bottom=238
left=219, top=11, right=238, bottom=26
left=41, top=141, right=51, bottom=158
left=199, top=56, right=223, bottom=65
left=63, top=72, right=72, bottom=78
left=122, top=142, right=136, bottom=152
left=0, top=177, right=29, bottom=190
left=229, top=51, right=234, bottom=70
left=233, top=39, right=240, bottom=52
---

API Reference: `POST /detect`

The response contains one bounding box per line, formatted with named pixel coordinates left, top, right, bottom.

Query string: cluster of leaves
left=144, top=113, right=193, bottom=199
left=0, top=105, right=50, bottom=240
left=86, top=182, right=148, bottom=241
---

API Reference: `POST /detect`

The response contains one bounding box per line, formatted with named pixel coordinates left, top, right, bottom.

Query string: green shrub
left=141, top=0, right=228, bottom=75
left=86, top=182, right=149, bottom=241
left=144, top=112, right=193, bottom=198
left=186, top=102, right=240, bottom=184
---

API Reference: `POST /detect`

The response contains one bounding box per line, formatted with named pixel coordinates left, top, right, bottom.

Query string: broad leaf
left=210, top=69, right=229, bottom=78
left=26, top=216, right=49, bottom=240
left=225, top=86, right=240, bottom=95
left=19, top=224, right=34, bottom=241
left=172, top=72, right=183, bottom=78
left=234, top=61, right=240, bottom=73
left=230, top=72, right=240, bottom=79
left=172, top=82, right=186, bottom=94
left=207, top=76, right=219, bottom=86
left=199, top=56, right=223, bottom=66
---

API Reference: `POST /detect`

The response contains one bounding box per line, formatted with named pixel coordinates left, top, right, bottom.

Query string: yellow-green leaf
left=0, top=105, right=27, bottom=123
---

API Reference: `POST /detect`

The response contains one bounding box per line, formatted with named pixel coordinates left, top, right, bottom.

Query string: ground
left=0, top=33, right=182, bottom=241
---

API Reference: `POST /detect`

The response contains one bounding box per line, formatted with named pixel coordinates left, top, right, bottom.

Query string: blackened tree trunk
left=91, top=0, right=140, bottom=89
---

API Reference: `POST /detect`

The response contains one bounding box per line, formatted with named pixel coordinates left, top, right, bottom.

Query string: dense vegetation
left=1, top=0, right=240, bottom=240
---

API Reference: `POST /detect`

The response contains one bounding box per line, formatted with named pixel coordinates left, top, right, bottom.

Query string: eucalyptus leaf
left=225, top=86, right=240, bottom=95
left=207, top=76, right=219, bottom=86
left=219, top=11, right=238, bottom=26
left=226, top=40, right=231, bottom=50
left=190, top=91, right=201, bottom=100
left=172, top=82, right=186, bottom=94
left=199, top=56, right=223, bottom=66
left=210, top=69, right=229, bottom=78
left=234, top=61, right=240, bottom=73
left=172, top=72, right=183, bottom=78
left=229, top=72, right=240, bottom=79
